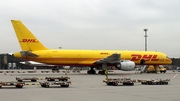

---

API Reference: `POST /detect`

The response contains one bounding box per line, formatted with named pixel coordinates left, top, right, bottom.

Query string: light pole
left=144, top=29, right=148, bottom=51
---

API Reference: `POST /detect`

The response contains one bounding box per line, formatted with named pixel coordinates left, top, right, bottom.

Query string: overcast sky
left=0, top=0, right=180, bottom=57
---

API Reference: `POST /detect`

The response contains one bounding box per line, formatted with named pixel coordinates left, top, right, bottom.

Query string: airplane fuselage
left=14, top=50, right=172, bottom=66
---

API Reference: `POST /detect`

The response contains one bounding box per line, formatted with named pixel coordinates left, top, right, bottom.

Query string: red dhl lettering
left=100, top=52, right=109, bottom=55
left=142, top=55, right=153, bottom=61
left=20, top=39, right=38, bottom=43
left=131, top=54, right=159, bottom=61
left=151, top=55, right=159, bottom=61
left=131, top=54, right=141, bottom=61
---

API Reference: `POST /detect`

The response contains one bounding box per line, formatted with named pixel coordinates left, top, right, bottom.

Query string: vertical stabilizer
left=11, top=20, right=47, bottom=51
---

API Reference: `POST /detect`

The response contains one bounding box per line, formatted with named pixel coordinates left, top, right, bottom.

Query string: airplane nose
left=169, top=59, right=172, bottom=64
left=166, top=58, right=172, bottom=64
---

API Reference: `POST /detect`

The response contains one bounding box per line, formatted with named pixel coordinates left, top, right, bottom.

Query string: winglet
left=11, top=20, right=47, bottom=51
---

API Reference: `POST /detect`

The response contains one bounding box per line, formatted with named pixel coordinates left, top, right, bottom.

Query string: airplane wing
left=94, top=54, right=121, bottom=64
left=20, top=51, right=38, bottom=57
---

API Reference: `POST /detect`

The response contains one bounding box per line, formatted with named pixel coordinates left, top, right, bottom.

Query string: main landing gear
left=87, top=67, right=106, bottom=75
left=87, top=67, right=96, bottom=74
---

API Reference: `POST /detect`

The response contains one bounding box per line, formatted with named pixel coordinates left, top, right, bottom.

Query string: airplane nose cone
left=166, top=58, right=172, bottom=64
left=169, top=59, right=172, bottom=64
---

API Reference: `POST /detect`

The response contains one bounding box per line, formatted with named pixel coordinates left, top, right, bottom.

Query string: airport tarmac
left=0, top=70, right=179, bottom=101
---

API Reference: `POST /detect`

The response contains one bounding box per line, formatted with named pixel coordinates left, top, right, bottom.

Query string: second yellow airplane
left=11, top=20, right=172, bottom=74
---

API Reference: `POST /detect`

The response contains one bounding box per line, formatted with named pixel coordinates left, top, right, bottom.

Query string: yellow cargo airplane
left=11, top=20, right=172, bottom=74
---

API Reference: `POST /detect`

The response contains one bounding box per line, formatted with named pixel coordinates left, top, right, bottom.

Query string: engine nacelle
left=116, top=60, right=135, bottom=71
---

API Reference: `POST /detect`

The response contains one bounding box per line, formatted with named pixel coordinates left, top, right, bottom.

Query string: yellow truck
left=158, top=67, right=167, bottom=73
left=147, top=65, right=166, bottom=73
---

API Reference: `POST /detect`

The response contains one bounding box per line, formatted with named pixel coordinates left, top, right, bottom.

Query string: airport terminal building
left=0, top=53, right=24, bottom=69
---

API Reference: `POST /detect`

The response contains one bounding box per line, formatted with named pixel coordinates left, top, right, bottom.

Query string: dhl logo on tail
left=20, top=39, right=39, bottom=43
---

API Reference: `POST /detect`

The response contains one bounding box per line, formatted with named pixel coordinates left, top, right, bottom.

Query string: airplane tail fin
left=11, top=20, right=47, bottom=51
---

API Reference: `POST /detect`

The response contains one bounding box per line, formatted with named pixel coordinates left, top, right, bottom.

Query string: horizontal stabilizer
left=20, top=51, right=38, bottom=57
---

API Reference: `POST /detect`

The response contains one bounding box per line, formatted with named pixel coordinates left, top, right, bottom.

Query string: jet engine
left=116, top=60, right=135, bottom=71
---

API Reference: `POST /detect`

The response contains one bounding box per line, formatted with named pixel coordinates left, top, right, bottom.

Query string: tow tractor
left=139, top=78, right=170, bottom=85
left=0, top=81, right=25, bottom=88
left=16, top=77, right=39, bottom=82
left=103, top=78, right=135, bottom=86
left=45, top=76, right=70, bottom=81
left=39, top=76, right=71, bottom=88
left=103, top=69, right=135, bottom=86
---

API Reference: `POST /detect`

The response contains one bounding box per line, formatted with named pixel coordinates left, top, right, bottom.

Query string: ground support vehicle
left=27, top=71, right=36, bottom=73
left=103, top=69, right=135, bottom=86
left=39, top=81, right=71, bottom=88
left=103, top=78, right=135, bottom=86
left=0, top=81, right=25, bottom=88
left=159, top=67, right=167, bottom=73
left=172, top=67, right=180, bottom=72
left=16, top=77, right=39, bottom=82
left=41, top=71, right=50, bottom=73
left=140, top=79, right=170, bottom=85
left=146, top=65, right=167, bottom=73
left=52, top=68, right=59, bottom=73
left=40, top=76, right=71, bottom=88
left=45, top=76, right=70, bottom=81
left=5, top=71, right=15, bottom=73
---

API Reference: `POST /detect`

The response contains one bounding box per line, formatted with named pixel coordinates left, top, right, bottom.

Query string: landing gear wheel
left=16, top=85, right=23, bottom=88
left=31, top=79, right=37, bottom=82
left=61, top=85, right=69, bottom=87
left=87, top=70, right=96, bottom=74
left=18, top=80, right=23, bottom=82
